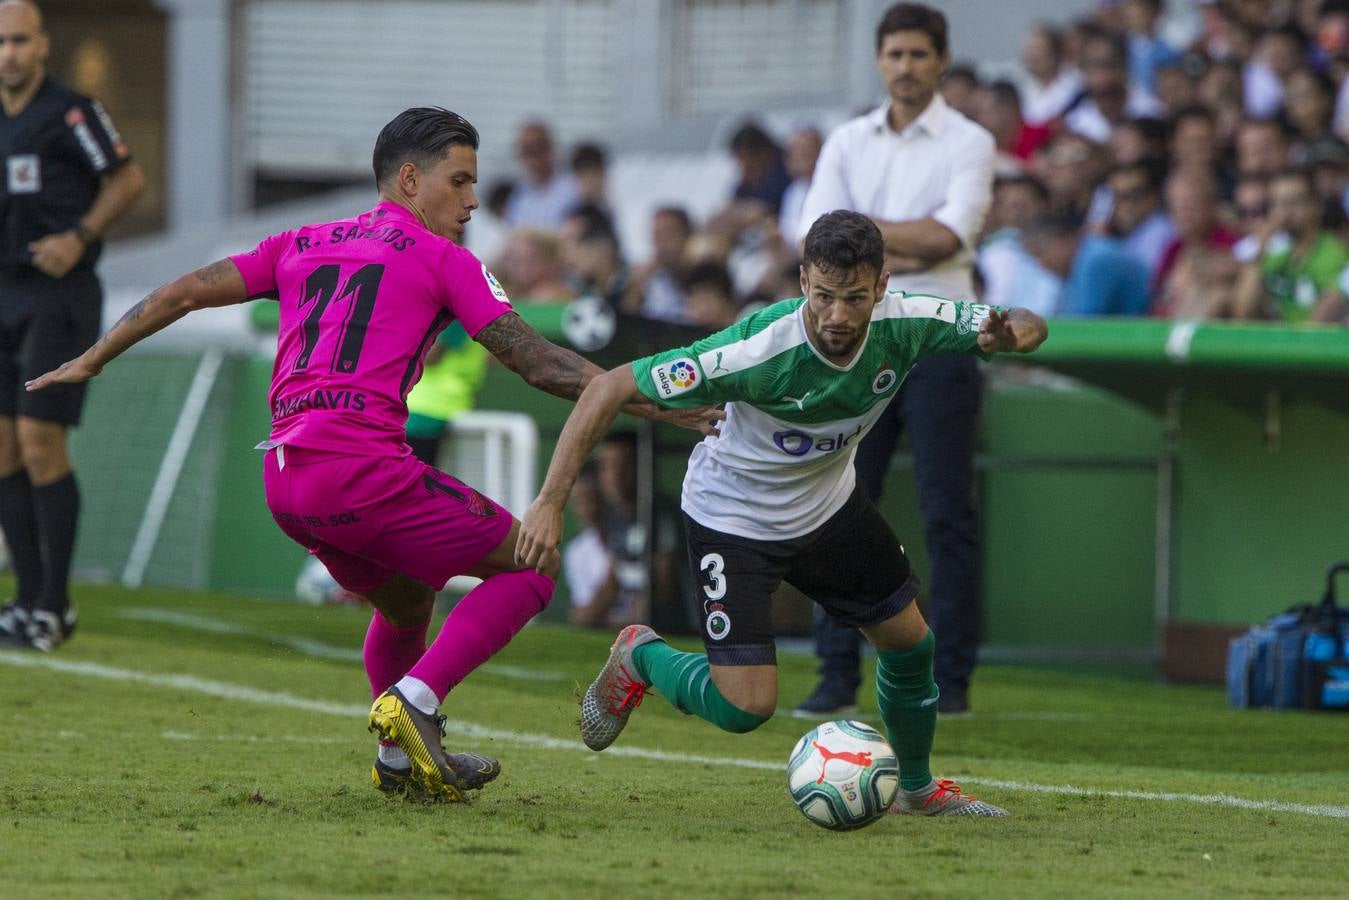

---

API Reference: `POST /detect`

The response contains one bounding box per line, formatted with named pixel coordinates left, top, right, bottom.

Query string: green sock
left=632, top=641, right=770, bottom=734
left=875, top=632, right=939, bottom=791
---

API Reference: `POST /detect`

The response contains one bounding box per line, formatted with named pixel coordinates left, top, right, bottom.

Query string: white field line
left=115, top=607, right=567, bottom=682
left=4, top=651, right=1347, bottom=820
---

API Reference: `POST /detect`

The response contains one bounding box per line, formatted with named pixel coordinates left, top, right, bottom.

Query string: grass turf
left=2, top=583, right=1347, bottom=899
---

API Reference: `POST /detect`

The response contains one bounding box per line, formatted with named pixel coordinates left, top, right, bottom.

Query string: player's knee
left=16, top=423, right=67, bottom=480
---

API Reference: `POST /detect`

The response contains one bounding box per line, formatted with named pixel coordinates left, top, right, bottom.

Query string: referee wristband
left=70, top=223, right=94, bottom=245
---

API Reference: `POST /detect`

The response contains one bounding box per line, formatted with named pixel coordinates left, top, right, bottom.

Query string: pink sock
left=363, top=610, right=430, bottom=700
left=407, top=569, right=554, bottom=701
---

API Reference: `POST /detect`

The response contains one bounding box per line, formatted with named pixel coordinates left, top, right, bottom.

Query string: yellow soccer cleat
left=369, top=686, right=504, bottom=803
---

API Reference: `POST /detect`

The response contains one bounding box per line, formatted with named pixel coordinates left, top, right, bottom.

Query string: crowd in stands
left=482, top=0, right=1349, bottom=328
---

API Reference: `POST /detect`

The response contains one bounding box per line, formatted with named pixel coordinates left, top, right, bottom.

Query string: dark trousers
left=812, top=352, right=983, bottom=695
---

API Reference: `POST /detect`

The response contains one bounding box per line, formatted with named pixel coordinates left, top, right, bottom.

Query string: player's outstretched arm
left=26, top=258, right=249, bottom=391
left=516, top=365, right=641, bottom=571
left=977, top=307, right=1049, bottom=355
left=475, top=311, right=720, bottom=435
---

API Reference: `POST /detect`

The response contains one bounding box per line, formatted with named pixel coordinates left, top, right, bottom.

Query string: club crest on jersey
left=705, top=605, right=731, bottom=641
left=872, top=366, right=897, bottom=394
left=481, top=264, right=512, bottom=305
left=651, top=357, right=699, bottom=398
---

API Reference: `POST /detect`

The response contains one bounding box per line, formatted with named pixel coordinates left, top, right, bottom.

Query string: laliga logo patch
left=705, top=605, right=731, bottom=641
left=481, top=264, right=512, bottom=305
left=652, top=357, right=699, bottom=398
left=872, top=366, right=896, bottom=394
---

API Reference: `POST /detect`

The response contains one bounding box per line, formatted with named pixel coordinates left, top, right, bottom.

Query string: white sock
left=394, top=675, right=439, bottom=715
left=377, top=744, right=410, bottom=769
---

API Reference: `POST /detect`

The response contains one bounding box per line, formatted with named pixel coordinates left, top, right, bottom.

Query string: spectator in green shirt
left=1235, top=167, right=1349, bottom=322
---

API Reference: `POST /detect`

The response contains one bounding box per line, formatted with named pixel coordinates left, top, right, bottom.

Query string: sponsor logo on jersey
left=481, top=264, right=512, bottom=305
left=709, top=350, right=728, bottom=375
left=6, top=154, right=40, bottom=194
left=872, top=366, right=897, bottom=394
left=90, top=100, right=130, bottom=159
left=66, top=107, right=108, bottom=171
left=772, top=423, right=864, bottom=456
left=956, top=303, right=992, bottom=335
left=271, top=387, right=368, bottom=421
left=651, top=357, right=699, bottom=398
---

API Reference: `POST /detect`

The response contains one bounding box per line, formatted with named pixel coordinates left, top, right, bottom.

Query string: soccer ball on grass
left=786, top=720, right=899, bottom=830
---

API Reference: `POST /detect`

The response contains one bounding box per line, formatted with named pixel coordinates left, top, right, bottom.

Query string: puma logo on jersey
left=783, top=390, right=813, bottom=411
left=710, top=351, right=728, bottom=374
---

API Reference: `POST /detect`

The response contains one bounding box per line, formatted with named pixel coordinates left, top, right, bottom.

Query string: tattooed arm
left=475, top=312, right=722, bottom=435
left=26, top=259, right=248, bottom=391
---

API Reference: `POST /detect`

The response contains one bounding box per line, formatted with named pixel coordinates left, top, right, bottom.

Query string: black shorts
left=683, top=485, right=920, bottom=666
left=0, top=268, right=102, bottom=426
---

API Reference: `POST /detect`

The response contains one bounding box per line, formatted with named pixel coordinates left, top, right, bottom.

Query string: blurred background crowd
left=477, top=0, right=1349, bottom=327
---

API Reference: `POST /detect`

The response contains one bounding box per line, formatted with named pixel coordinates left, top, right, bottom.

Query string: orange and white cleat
left=890, top=778, right=1008, bottom=817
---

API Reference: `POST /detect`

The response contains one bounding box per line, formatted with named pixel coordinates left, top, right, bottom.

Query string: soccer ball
left=294, top=557, right=361, bottom=606
left=786, top=720, right=899, bottom=831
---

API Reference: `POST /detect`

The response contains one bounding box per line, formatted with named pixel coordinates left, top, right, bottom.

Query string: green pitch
left=2, top=583, right=1346, bottom=899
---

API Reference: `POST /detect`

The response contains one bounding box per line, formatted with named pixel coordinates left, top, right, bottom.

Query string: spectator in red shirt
left=976, top=80, right=1054, bottom=173
left=1153, top=165, right=1240, bottom=318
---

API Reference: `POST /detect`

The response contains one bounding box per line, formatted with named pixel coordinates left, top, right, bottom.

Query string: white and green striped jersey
left=632, top=292, right=992, bottom=540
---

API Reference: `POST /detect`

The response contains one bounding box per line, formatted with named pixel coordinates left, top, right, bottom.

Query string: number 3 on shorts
left=700, top=553, right=727, bottom=600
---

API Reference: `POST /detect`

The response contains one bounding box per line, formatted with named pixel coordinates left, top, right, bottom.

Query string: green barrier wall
left=68, top=315, right=1349, bottom=667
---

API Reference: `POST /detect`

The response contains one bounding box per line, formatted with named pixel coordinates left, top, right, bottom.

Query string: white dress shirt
left=797, top=95, right=996, bottom=301
left=1063, top=88, right=1165, bottom=143
left=504, top=172, right=580, bottom=230
left=1020, top=68, right=1084, bottom=126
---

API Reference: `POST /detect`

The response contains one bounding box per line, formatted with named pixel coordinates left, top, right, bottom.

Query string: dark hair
left=1121, top=116, right=1170, bottom=145
left=996, top=174, right=1050, bottom=205
left=987, top=80, right=1022, bottom=112
left=571, top=142, right=607, bottom=173
left=653, top=205, right=693, bottom=234
left=943, top=63, right=979, bottom=87
left=1081, top=26, right=1127, bottom=65
left=372, top=107, right=479, bottom=187
left=875, top=3, right=948, bottom=55
left=485, top=180, right=515, bottom=217
left=1171, top=104, right=1215, bottom=129
left=1264, top=25, right=1309, bottom=52
left=684, top=261, right=734, bottom=298
left=1111, top=158, right=1168, bottom=191
left=802, top=210, right=885, bottom=278
left=1022, top=211, right=1084, bottom=243
left=566, top=202, right=618, bottom=244
left=729, top=122, right=778, bottom=156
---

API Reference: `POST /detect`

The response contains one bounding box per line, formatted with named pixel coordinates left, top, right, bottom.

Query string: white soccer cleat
left=890, top=778, right=1008, bottom=817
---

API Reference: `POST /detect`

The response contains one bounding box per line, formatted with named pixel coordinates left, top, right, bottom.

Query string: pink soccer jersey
left=230, top=201, right=513, bottom=456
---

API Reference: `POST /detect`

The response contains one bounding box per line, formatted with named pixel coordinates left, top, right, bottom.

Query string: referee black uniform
left=0, top=75, right=133, bottom=648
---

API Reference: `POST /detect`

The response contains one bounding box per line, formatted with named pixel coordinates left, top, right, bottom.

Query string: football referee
left=0, top=0, right=143, bottom=650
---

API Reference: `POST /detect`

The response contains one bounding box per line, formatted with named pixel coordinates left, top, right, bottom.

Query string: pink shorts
left=262, top=445, right=514, bottom=595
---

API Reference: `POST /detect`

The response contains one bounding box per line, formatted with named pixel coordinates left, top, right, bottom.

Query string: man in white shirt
left=504, top=121, right=580, bottom=231
left=794, top=2, right=995, bottom=716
